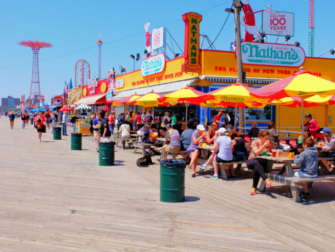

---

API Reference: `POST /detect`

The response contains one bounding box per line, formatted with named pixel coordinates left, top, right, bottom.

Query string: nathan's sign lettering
left=141, top=53, right=165, bottom=77
left=182, top=12, right=202, bottom=73
left=240, top=42, right=305, bottom=68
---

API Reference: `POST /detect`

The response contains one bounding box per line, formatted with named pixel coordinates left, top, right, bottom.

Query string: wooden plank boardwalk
left=0, top=118, right=334, bottom=251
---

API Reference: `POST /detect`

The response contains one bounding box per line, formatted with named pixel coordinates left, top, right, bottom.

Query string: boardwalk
left=0, top=118, right=334, bottom=251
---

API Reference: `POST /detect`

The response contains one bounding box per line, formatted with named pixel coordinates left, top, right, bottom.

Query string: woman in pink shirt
left=304, top=114, right=320, bottom=139
left=35, top=111, right=46, bottom=143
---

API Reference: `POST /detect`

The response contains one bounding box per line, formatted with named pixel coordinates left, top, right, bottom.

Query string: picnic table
left=256, top=155, right=335, bottom=202
left=156, top=137, right=166, bottom=142
left=196, top=145, right=214, bottom=151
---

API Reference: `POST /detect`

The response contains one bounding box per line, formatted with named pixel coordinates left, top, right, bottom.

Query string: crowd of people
left=5, top=108, right=335, bottom=197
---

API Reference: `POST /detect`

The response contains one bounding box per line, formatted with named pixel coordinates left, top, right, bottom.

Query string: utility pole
left=233, top=3, right=244, bottom=133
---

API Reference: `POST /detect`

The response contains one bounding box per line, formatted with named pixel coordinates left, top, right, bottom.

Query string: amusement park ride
left=19, top=39, right=52, bottom=105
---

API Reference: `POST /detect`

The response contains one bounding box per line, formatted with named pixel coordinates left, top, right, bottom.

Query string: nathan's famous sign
left=182, top=12, right=202, bottom=73
left=240, top=42, right=305, bottom=68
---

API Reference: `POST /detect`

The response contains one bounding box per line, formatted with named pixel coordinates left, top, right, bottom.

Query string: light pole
left=130, top=55, right=135, bottom=71
left=231, top=0, right=244, bottom=133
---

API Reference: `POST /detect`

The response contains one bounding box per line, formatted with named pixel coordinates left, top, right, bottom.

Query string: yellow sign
left=182, top=12, right=202, bottom=73
left=101, top=82, right=106, bottom=92
left=83, top=88, right=87, bottom=97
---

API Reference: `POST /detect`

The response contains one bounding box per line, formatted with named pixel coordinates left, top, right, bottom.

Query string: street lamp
left=130, top=55, right=135, bottom=71
left=319, top=49, right=335, bottom=57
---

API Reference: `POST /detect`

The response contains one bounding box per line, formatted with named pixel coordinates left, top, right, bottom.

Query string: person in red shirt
left=35, top=111, right=46, bottom=143
left=213, top=110, right=223, bottom=125
left=136, top=112, right=142, bottom=130
left=107, top=112, right=115, bottom=135
left=304, top=114, right=321, bottom=139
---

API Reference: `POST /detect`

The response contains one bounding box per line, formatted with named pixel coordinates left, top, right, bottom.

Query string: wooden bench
left=259, top=174, right=335, bottom=202
left=203, top=161, right=245, bottom=179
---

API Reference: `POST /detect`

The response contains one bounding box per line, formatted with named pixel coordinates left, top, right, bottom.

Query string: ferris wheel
left=75, top=59, right=91, bottom=87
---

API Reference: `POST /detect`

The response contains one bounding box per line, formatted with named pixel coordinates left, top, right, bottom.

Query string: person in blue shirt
left=9, top=112, right=15, bottom=129
left=219, top=113, right=226, bottom=128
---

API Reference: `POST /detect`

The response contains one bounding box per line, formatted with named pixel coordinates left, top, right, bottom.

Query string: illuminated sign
left=141, top=53, right=166, bottom=77
left=240, top=42, right=305, bottom=68
left=182, top=12, right=202, bottom=73
left=262, top=8, right=294, bottom=36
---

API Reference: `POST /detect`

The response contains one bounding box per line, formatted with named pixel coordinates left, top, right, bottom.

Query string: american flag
left=54, top=95, right=62, bottom=106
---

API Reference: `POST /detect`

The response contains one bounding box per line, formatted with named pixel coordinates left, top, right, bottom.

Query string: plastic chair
left=244, top=135, right=251, bottom=143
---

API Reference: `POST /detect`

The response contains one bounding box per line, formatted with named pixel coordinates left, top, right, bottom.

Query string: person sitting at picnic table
left=187, top=124, right=207, bottom=177
left=247, top=130, right=273, bottom=195
left=206, top=122, right=218, bottom=144
left=320, top=127, right=335, bottom=173
left=248, top=122, right=259, bottom=138
left=292, top=127, right=312, bottom=155
left=230, top=130, right=248, bottom=161
left=211, top=128, right=234, bottom=179
left=180, top=122, right=195, bottom=151
left=293, top=137, right=318, bottom=198
left=268, top=121, right=280, bottom=149
left=304, top=113, right=320, bottom=139
left=154, top=124, right=181, bottom=160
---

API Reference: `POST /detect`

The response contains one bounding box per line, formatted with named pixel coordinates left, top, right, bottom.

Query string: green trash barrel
left=71, top=133, right=82, bottom=150
left=53, top=127, right=62, bottom=140
left=99, top=142, right=115, bottom=166
left=160, top=160, right=186, bottom=203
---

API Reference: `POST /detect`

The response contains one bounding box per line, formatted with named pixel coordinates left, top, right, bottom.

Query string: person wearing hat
left=304, top=114, right=320, bottom=139
left=200, top=127, right=234, bottom=179
left=320, top=127, right=335, bottom=172
left=186, top=124, right=208, bottom=177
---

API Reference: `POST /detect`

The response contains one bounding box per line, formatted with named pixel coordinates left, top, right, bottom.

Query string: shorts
left=94, top=131, right=100, bottom=142
left=215, top=156, right=233, bottom=163
left=165, top=145, right=180, bottom=153
left=37, top=128, right=43, bottom=133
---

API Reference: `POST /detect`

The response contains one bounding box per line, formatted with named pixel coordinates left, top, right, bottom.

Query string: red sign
left=82, top=78, right=109, bottom=97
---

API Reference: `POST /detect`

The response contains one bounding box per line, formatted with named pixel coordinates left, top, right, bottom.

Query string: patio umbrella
left=254, top=70, right=335, bottom=139
left=304, top=94, right=335, bottom=106
left=110, top=94, right=141, bottom=107
left=128, top=92, right=168, bottom=107
left=59, top=106, right=72, bottom=112
left=75, top=103, right=91, bottom=110
left=158, top=87, right=206, bottom=126
left=200, top=83, right=268, bottom=129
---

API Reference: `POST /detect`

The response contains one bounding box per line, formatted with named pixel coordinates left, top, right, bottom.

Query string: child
left=293, top=137, right=318, bottom=198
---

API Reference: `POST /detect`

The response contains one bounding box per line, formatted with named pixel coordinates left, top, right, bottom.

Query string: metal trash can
left=53, top=127, right=62, bottom=140
left=71, top=133, right=82, bottom=150
left=160, top=160, right=186, bottom=203
left=99, top=142, right=115, bottom=166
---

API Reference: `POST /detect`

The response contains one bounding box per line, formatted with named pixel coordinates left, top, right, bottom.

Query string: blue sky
left=1, top=0, right=335, bottom=103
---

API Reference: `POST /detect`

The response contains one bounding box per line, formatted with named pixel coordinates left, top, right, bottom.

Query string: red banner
left=82, top=78, right=109, bottom=97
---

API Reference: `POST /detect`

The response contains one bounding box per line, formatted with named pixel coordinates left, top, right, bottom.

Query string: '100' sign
left=141, top=53, right=166, bottom=77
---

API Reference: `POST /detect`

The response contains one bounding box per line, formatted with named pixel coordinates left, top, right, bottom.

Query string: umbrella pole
left=185, top=99, right=188, bottom=129
left=234, top=102, right=237, bottom=130
left=278, top=105, right=280, bottom=134
left=301, top=98, right=304, bottom=142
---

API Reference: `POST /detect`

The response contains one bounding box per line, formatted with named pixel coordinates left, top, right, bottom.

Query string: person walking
left=70, top=114, right=77, bottom=134
left=50, top=112, right=56, bottom=134
left=107, top=112, right=115, bottom=135
left=9, top=112, right=15, bottom=129
left=21, top=112, right=26, bottom=129
left=35, top=111, right=46, bottom=143
left=93, top=111, right=102, bottom=152
left=62, top=112, right=68, bottom=136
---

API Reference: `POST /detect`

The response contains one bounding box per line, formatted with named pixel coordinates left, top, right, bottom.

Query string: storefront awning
left=109, top=78, right=198, bottom=101
left=74, top=94, right=106, bottom=106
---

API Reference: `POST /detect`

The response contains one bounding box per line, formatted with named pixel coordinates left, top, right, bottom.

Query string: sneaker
left=300, top=192, right=310, bottom=198
left=250, top=187, right=257, bottom=195
left=199, top=164, right=207, bottom=170
left=211, top=174, right=219, bottom=179
left=192, top=174, right=196, bottom=178
left=265, top=178, right=272, bottom=187
left=96, top=148, right=99, bottom=153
